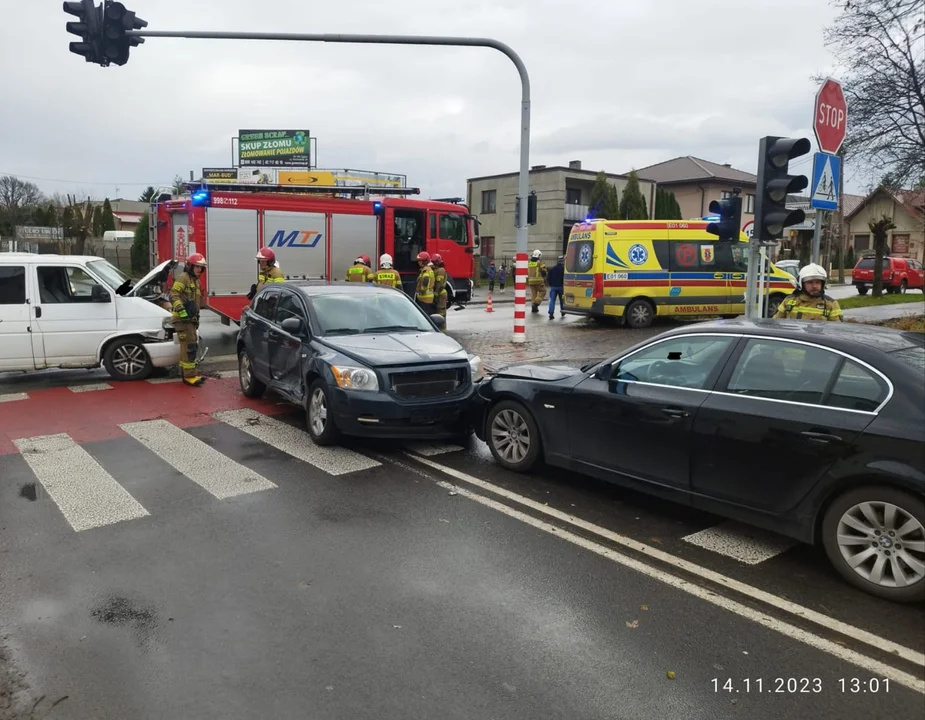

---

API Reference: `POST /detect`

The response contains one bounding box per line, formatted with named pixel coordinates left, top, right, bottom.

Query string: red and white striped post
left=512, top=251, right=528, bottom=343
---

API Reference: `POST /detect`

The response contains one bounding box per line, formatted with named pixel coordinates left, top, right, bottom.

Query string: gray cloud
left=0, top=0, right=865, bottom=201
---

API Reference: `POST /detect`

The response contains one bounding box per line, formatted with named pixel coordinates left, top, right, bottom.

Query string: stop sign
left=814, top=78, right=848, bottom=154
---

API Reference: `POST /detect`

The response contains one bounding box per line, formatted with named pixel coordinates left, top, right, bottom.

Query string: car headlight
left=468, top=354, right=485, bottom=381
left=330, top=365, right=379, bottom=392
left=162, top=317, right=173, bottom=330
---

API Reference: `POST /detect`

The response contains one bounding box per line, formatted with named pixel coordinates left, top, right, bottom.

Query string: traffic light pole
left=811, top=210, right=825, bottom=265
left=744, top=236, right=760, bottom=320
left=128, top=29, right=533, bottom=345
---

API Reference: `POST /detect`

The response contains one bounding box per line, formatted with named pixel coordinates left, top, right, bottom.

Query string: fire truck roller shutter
left=206, top=208, right=260, bottom=295
left=262, top=211, right=328, bottom=280
left=331, top=213, right=379, bottom=283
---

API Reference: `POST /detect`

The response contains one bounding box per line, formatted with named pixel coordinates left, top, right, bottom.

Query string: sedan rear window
left=890, top=346, right=925, bottom=372
left=312, top=293, right=434, bottom=335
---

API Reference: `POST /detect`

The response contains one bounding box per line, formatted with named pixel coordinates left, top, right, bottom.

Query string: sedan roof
left=283, top=280, right=401, bottom=298
left=660, top=318, right=924, bottom=355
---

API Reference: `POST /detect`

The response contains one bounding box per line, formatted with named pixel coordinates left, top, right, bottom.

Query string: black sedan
left=237, top=281, right=483, bottom=445
left=471, top=318, right=925, bottom=603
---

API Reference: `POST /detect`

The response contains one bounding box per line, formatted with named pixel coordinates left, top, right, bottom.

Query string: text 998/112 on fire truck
left=151, top=182, right=481, bottom=324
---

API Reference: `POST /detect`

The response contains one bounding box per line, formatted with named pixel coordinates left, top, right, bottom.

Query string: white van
left=0, top=254, right=180, bottom=380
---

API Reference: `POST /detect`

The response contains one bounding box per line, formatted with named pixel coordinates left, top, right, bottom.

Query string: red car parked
left=852, top=256, right=925, bottom=294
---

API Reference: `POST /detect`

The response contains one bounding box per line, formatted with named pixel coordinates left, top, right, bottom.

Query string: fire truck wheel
left=103, top=337, right=153, bottom=381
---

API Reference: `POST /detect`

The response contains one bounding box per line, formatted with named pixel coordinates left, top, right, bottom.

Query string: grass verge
left=838, top=291, right=925, bottom=310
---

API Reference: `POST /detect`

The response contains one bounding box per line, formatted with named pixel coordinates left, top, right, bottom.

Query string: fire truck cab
left=151, top=183, right=479, bottom=324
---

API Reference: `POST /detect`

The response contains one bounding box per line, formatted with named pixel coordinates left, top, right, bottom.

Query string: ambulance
left=562, top=219, right=797, bottom=328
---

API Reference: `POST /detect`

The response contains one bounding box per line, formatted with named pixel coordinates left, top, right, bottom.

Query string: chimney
left=569, top=160, right=582, bottom=170
left=722, top=163, right=731, bottom=168
left=531, top=164, right=546, bottom=170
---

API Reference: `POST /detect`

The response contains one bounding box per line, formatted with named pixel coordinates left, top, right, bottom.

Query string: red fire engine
left=150, top=183, right=480, bottom=324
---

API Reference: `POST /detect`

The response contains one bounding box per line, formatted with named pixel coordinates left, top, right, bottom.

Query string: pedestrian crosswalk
left=2, top=408, right=467, bottom=535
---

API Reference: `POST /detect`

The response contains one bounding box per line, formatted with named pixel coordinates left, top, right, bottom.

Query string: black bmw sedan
left=470, top=319, right=925, bottom=603
left=237, top=281, right=483, bottom=445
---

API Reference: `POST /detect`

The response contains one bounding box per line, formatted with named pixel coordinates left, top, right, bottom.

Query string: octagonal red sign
left=814, top=79, right=848, bottom=154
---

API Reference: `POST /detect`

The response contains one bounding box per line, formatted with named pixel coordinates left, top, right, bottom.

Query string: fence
left=0, top=237, right=135, bottom=274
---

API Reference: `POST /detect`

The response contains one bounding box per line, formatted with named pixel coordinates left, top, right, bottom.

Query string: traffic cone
left=485, top=295, right=494, bottom=312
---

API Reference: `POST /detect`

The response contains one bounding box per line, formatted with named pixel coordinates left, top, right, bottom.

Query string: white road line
left=68, top=383, right=113, bottom=393
left=13, top=433, right=149, bottom=532
left=682, top=522, right=797, bottom=565
left=0, top=392, right=29, bottom=403
left=145, top=377, right=181, bottom=384
left=120, top=419, right=277, bottom=498
left=418, top=471, right=924, bottom=693
left=408, top=443, right=465, bottom=456
left=213, top=409, right=380, bottom=476
left=406, top=453, right=925, bottom=670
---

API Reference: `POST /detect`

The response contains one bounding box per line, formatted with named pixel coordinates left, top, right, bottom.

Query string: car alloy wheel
left=238, top=350, right=266, bottom=398
left=489, top=406, right=535, bottom=469
left=112, top=342, right=147, bottom=378
left=309, top=387, right=328, bottom=437
left=836, top=501, right=925, bottom=590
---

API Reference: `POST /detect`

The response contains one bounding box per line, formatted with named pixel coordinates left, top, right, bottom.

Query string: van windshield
left=88, top=260, right=130, bottom=290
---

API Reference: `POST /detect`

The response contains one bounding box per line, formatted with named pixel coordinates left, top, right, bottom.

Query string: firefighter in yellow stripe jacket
left=170, top=253, right=208, bottom=387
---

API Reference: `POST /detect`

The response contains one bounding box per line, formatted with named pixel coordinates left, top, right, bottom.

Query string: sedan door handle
left=800, top=430, right=843, bottom=444
left=661, top=408, right=690, bottom=419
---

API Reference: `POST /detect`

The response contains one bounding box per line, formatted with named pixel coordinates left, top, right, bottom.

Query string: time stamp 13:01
left=712, top=678, right=891, bottom=694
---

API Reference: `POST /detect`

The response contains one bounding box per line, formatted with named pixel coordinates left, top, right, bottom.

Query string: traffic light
left=514, top=191, right=538, bottom=227
left=706, top=192, right=742, bottom=242
left=753, top=136, right=811, bottom=242
left=101, top=1, right=147, bottom=66
left=64, top=0, right=102, bottom=64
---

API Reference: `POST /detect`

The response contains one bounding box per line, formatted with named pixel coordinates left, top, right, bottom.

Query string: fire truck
left=149, top=182, right=480, bottom=324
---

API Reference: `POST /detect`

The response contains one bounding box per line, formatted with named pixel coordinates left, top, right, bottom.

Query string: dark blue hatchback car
left=236, top=281, right=483, bottom=445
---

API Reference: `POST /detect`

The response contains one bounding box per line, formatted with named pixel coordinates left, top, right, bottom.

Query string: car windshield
left=311, top=293, right=434, bottom=336
left=889, top=345, right=925, bottom=371
left=87, top=259, right=130, bottom=290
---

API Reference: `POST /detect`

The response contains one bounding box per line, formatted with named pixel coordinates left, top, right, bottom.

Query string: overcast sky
left=0, top=0, right=864, bottom=203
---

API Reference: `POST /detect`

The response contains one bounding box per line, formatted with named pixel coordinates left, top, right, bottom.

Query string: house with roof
left=845, top=187, right=925, bottom=262
left=633, top=156, right=758, bottom=230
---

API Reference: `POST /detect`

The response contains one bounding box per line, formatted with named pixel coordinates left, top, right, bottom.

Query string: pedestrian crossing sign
left=810, top=153, right=840, bottom=211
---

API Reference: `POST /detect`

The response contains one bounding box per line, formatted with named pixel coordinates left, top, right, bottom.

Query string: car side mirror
left=280, top=316, right=304, bottom=335
left=430, top=314, right=446, bottom=329
left=91, top=284, right=111, bottom=302
left=595, top=362, right=614, bottom=381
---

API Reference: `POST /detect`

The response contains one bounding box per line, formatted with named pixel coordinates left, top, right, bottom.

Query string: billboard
left=203, top=168, right=277, bottom=184
left=238, top=130, right=310, bottom=167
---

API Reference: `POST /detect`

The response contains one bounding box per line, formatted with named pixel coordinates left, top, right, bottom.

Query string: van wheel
left=103, top=337, right=153, bottom=381
left=624, top=299, right=654, bottom=329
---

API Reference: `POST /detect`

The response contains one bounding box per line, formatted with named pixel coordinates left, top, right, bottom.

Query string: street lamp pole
left=129, top=30, right=532, bottom=344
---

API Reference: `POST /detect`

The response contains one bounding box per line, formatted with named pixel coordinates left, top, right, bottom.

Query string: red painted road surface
left=0, top=379, right=290, bottom=456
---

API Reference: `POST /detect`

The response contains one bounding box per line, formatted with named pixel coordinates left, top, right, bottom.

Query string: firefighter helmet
left=379, top=253, right=393, bottom=268
left=531, top=249, right=542, bottom=259
left=798, top=263, right=827, bottom=295
left=431, top=253, right=443, bottom=265
left=256, top=248, right=276, bottom=263
left=416, top=251, right=431, bottom=263
left=187, top=253, right=207, bottom=268
left=356, top=255, right=371, bottom=267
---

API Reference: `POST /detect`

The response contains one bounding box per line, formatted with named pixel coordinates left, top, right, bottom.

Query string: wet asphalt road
left=1, top=389, right=923, bottom=719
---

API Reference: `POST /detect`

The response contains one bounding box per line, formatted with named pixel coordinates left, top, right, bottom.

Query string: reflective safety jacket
left=433, top=267, right=447, bottom=296
left=373, top=269, right=402, bottom=290
left=416, top=266, right=435, bottom=303
left=346, top=263, right=374, bottom=282
left=527, top=260, right=547, bottom=285
left=773, top=292, right=843, bottom=321
left=169, top=271, right=202, bottom=323
left=256, top=265, right=284, bottom=292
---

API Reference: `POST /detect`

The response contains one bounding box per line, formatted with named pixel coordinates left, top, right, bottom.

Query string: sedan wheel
left=486, top=400, right=541, bottom=472
left=306, top=378, right=340, bottom=446
left=822, top=487, right=925, bottom=602
left=238, top=350, right=266, bottom=398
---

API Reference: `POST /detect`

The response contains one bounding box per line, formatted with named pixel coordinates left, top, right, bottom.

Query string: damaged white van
left=0, top=254, right=180, bottom=381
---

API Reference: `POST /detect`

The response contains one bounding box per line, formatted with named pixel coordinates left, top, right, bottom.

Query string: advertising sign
left=277, top=171, right=337, bottom=186
left=15, top=225, right=63, bottom=240
left=203, top=167, right=277, bottom=184
left=238, top=130, right=310, bottom=167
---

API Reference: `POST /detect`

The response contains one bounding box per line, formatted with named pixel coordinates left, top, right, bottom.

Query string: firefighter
left=345, top=254, right=374, bottom=283
left=415, top=251, right=436, bottom=314
left=773, top=263, right=844, bottom=322
left=432, top=253, right=449, bottom=330
left=527, top=249, right=548, bottom=313
left=248, top=247, right=284, bottom=299
left=170, top=253, right=208, bottom=386
left=373, top=254, right=403, bottom=290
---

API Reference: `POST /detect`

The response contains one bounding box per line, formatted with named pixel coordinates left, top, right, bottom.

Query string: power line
left=0, top=171, right=168, bottom=186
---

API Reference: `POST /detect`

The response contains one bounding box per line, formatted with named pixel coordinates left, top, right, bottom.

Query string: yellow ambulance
left=562, top=219, right=797, bottom=328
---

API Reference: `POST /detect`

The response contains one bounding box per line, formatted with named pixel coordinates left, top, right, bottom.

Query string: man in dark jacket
left=546, top=255, right=565, bottom=319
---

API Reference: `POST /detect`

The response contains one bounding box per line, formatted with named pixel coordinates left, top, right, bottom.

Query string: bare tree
left=868, top=214, right=897, bottom=297
left=172, top=175, right=186, bottom=194
left=820, top=0, right=925, bottom=188
left=66, top=195, right=96, bottom=256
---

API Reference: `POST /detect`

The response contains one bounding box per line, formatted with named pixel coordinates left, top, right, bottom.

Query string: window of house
left=566, top=188, right=582, bottom=205
left=746, top=194, right=755, bottom=214
left=721, top=191, right=732, bottom=199
left=481, top=189, right=497, bottom=214
left=853, top=234, right=870, bottom=252
left=0, top=266, right=26, bottom=305
left=480, top=236, right=495, bottom=260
